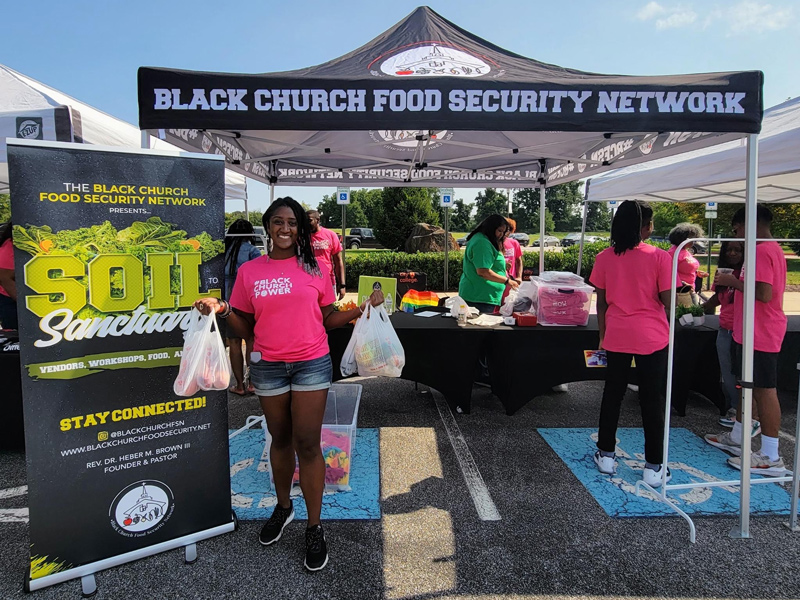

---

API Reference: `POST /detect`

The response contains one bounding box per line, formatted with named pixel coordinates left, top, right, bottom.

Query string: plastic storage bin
left=531, top=276, right=593, bottom=327
left=266, top=383, right=362, bottom=492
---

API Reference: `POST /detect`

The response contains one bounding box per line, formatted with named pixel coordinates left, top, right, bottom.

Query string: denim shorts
left=248, top=353, right=332, bottom=397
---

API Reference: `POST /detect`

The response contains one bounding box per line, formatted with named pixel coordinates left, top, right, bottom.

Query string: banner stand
left=25, top=521, right=236, bottom=594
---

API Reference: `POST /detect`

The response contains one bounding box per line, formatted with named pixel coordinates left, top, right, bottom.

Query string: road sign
left=706, top=202, right=717, bottom=209
left=608, top=200, right=617, bottom=206
left=336, top=187, right=350, bottom=205
left=705, top=210, right=718, bottom=219
left=439, top=187, right=454, bottom=208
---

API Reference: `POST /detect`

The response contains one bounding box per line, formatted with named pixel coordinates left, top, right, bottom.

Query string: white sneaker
left=727, top=452, right=790, bottom=477
left=593, top=450, right=616, bottom=475
left=552, top=384, right=569, bottom=393
left=627, top=384, right=639, bottom=392
left=642, top=464, right=672, bottom=487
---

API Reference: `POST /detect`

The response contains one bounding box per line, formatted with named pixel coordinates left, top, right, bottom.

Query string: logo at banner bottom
left=109, top=480, right=175, bottom=536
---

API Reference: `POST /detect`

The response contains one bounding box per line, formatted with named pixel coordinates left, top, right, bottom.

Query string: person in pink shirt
left=195, top=197, right=383, bottom=571
left=705, top=206, right=788, bottom=476
left=307, top=210, right=345, bottom=300
left=0, top=222, right=17, bottom=330
left=702, top=241, right=755, bottom=428
left=590, top=200, right=675, bottom=488
left=502, top=218, right=523, bottom=283
left=667, top=222, right=709, bottom=292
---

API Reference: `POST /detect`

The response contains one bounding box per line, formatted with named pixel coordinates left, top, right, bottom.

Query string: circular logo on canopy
left=376, top=44, right=491, bottom=78
left=109, top=480, right=174, bottom=535
left=638, top=138, right=655, bottom=155
left=369, top=130, right=453, bottom=151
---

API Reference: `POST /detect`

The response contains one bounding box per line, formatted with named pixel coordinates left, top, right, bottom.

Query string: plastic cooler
left=266, top=383, right=362, bottom=492
left=531, top=276, right=593, bottom=327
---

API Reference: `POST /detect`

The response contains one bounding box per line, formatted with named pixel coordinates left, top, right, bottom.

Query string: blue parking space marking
left=229, top=428, right=380, bottom=521
left=538, top=427, right=796, bottom=518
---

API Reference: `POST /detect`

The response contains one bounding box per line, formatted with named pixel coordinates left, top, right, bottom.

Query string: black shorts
left=732, top=342, right=778, bottom=389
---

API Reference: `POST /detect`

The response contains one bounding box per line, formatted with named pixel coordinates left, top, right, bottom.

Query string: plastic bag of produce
left=173, top=308, right=230, bottom=396
left=354, top=304, right=405, bottom=377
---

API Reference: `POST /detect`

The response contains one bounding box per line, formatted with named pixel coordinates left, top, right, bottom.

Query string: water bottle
left=385, top=293, right=393, bottom=315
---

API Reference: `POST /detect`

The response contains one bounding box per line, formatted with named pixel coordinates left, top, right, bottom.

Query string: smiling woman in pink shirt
left=589, top=200, right=675, bottom=488
left=195, top=197, right=383, bottom=572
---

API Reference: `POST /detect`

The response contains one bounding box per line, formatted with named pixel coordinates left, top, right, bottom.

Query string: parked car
left=253, top=226, right=267, bottom=252
left=344, top=227, right=383, bottom=249
left=457, top=236, right=468, bottom=247
left=509, top=232, right=529, bottom=246
left=531, top=235, right=560, bottom=248
left=560, top=233, right=605, bottom=247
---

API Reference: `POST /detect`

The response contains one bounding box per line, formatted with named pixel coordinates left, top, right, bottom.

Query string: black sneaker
left=259, top=500, right=294, bottom=546
left=304, top=524, right=329, bottom=571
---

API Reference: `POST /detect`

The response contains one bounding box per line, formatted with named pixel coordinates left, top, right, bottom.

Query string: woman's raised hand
left=194, top=297, right=223, bottom=316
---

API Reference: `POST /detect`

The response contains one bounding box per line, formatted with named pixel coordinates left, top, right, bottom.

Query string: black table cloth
left=329, top=313, right=800, bottom=416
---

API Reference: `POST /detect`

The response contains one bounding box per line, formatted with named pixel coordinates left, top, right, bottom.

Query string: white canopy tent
left=570, top=97, right=800, bottom=540
left=586, top=95, right=800, bottom=204
left=0, top=64, right=248, bottom=206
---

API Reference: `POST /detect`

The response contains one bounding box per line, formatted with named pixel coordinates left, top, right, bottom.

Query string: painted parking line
left=0, top=485, right=27, bottom=500
left=429, top=389, right=501, bottom=521
left=0, top=508, right=29, bottom=523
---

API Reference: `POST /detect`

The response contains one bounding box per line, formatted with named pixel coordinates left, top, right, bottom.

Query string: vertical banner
left=7, top=140, right=234, bottom=590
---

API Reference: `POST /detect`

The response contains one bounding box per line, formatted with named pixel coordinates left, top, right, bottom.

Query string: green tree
left=353, top=189, right=383, bottom=226
left=510, top=188, right=555, bottom=233
left=373, top=187, right=442, bottom=250
left=585, top=202, right=611, bottom=232
left=0, top=194, right=9, bottom=223
left=474, top=188, right=509, bottom=223
left=545, top=182, right=582, bottom=231
left=448, top=198, right=473, bottom=231
left=316, top=194, right=367, bottom=229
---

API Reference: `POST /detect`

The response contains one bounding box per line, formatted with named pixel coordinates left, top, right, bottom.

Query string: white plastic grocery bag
left=353, top=304, right=405, bottom=378
left=340, top=308, right=367, bottom=377
left=173, top=308, right=231, bottom=396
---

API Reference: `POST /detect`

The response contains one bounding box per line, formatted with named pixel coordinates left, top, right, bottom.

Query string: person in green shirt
left=459, top=214, right=520, bottom=313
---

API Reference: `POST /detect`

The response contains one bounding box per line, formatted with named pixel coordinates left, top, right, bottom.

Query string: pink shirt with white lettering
left=590, top=243, right=675, bottom=355
left=667, top=246, right=700, bottom=287
left=503, top=238, right=522, bottom=279
left=733, top=241, right=787, bottom=353
left=310, top=227, right=342, bottom=286
left=229, top=256, right=336, bottom=362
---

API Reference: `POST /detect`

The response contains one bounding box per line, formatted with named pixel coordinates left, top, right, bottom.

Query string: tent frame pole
left=730, top=132, right=759, bottom=539
left=538, top=185, right=546, bottom=275
left=577, top=179, right=591, bottom=276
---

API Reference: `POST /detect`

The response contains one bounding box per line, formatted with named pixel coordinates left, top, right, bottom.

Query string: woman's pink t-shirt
left=0, top=238, right=13, bottom=297
left=590, top=244, right=675, bottom=355
left=667, top=246, right=700, bottom=287
left=229, top=256, right=336, bottom=362
left=310, top=227, right=343, bottom=286
left=733, top=241, right=787, bottom=353
left=503, top=238, right=522, bottom=279
left=715, top=268, right=740, bottom=331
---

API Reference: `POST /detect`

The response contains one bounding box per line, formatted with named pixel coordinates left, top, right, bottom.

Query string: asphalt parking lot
left=2, top=377, right=799, bottom=600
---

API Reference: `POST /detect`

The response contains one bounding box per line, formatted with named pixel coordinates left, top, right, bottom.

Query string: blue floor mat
left=538, top=427, right=796, bottom=518
left=229, top=428, right=380, bottom=521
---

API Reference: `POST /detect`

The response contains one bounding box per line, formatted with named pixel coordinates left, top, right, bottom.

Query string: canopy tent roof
left=586, top=95, right=800, bottom=204
left=138, top=6, right=763, bottom=189
left=0, top=64, right=248, bottom=201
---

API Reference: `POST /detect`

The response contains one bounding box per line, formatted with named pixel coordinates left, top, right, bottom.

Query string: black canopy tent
left=138, top=6, right=762, bottom=275
left=138, top=6, right=769, bottom=537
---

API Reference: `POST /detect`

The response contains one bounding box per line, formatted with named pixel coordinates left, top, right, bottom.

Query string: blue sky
left=3, top=0, right=797, bottom=212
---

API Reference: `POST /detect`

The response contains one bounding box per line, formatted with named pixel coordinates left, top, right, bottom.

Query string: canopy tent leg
left=785, top=365, right=800, bottom=532
left=140, top=130, right=149, bottom=150
left=730, top=132, right=758, bottom=540
left=577, top=180, right=591, bottom=276
left=269, top=182, right=275, bottom=204
left=538, top=185, right=545, bottom=275
left=444, top=205, right=449, bottom=291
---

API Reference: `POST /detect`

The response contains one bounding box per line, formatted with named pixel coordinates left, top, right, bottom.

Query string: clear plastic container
left=266, top=383, right=362, bottom=491
left=530, top=277, right=593, bottom=327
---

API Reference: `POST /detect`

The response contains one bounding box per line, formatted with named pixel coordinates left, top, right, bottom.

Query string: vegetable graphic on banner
left=7, top=140, right=234, bottom=593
